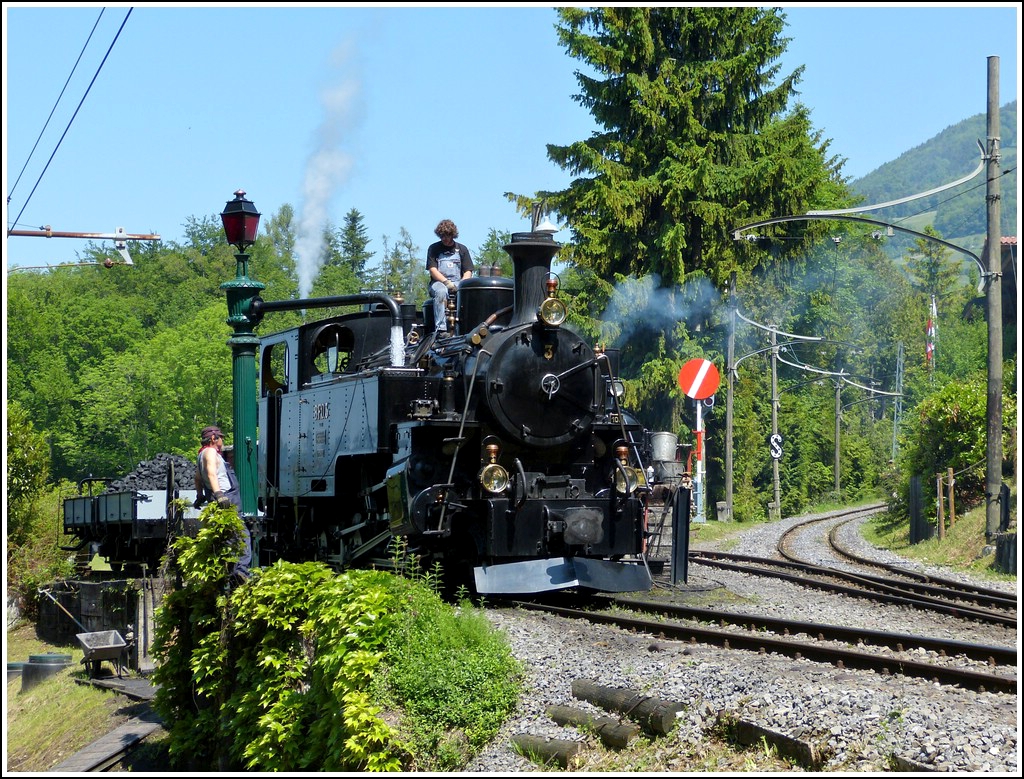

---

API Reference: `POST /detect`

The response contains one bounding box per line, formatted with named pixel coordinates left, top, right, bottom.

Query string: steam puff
left=296, top=149, right=353, bottom=298
left=601, top=274, right=722, bottom=344
left=294, top=47, right=359, bottom=300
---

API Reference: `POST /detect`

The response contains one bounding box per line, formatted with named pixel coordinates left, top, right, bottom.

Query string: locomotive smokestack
left=503, top=232, right=560, bottom=326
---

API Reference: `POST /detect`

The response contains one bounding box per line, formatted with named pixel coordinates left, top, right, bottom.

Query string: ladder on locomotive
left=644, top=485, right=676, bottom=560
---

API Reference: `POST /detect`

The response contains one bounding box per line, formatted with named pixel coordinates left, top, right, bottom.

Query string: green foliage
left=896, top=370, right=1017, bottom=512
left=5, top=481, right=77, bottom=618
left=475, top=228, right=514, bottom=277
left=5, top=402, right=76, bottom=611
left=904, top=225, right=963, bottom=301
left=338, top=207, right=376, bottom=281
left=371, top=589, right=524, bottom=770
left=851, top=101, right=1016, bottom=242
left=513, top=6, right=846, bottom=288
left=151, top=503, right=253, bottom=766
left=152, top=519, right=521, bottom=772
left=371, top=227, right=427, bottom=306
left=6, top=400, right=52, bottom=545
left=227, top=564, right=403, bottom=771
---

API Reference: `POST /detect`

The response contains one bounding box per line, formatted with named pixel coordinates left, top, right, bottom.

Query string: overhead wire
left=7, top=8, right=106, bottom=210
left=7, top=7, right=133, bottom=235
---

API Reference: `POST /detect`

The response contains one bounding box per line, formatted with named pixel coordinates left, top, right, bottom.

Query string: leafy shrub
left=895, top=369, right=1017, bottom=515
left=152, top=512, right=522, bottom=771
left=371, top=588, right=524, bottom=770
left=6, top=482, right=78, bottom=621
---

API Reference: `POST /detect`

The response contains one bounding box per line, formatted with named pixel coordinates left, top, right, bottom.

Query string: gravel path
left=464, top=512, right=1019, bottom=773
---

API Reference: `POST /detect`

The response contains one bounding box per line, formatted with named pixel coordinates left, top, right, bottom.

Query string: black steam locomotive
left=254, top=230, right=675, bottom=594
left=64, top=230, right=688, bottom=593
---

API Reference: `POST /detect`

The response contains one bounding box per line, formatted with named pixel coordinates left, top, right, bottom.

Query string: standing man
left=426, top=219, right=473, bottom=334
left=197, top=425, right=252, bottom=582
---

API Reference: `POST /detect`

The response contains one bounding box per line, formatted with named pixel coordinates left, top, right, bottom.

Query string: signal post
left=678, top=359, right=721, bottom=523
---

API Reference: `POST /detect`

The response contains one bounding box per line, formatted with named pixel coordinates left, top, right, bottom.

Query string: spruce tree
left=339, top=207, right=375, bottom=282
left=514, top=6, right=847, bottom=288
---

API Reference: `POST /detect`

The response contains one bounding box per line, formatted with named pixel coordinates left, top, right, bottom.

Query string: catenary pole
left=984, top=57, right=1003, bottom=540
left=725, top=274, right=736, bottom=522
left=770, top=329, right=780, bottom=520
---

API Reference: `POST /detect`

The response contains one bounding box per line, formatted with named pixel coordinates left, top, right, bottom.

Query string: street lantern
left=220, top=190, right=261, bottom=252
left=219, top=190, right=266, bottom=524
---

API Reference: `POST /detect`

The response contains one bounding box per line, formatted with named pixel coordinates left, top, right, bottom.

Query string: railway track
left=687, top=549, right=1016, bottom=627
left=503, top=596, right=1017, bottom=695
left=826, top=515, right=1016, bottom=604
left=779, top=507, right=1016, bottom=622
left=683, top=504, right=1016, bottom=628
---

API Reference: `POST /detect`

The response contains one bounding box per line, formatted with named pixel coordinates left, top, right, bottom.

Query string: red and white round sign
left=678, top=358, right=720, bottom=400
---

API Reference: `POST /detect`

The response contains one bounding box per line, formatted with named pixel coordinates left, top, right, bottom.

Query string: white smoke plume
left=295, top=44, right=359, bottom=300
left=600, top=274, right=723, bottom=345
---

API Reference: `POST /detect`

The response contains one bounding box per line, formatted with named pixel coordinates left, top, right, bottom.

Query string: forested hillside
left=849, top=101, right=1017, bottom=252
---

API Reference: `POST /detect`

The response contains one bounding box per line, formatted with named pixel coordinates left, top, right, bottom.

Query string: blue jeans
left=431, top=280, right=454, bottom=331
left=234, top=522, right=253, bottom=576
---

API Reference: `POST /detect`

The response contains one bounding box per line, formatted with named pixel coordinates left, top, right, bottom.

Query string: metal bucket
left=656, top=461, right=686, bottom=484
left=20, top=652, right=72, bottom=693
left=651, top=432, right=678, bottom=462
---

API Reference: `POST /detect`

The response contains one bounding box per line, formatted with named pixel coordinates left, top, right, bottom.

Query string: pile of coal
left=105, top=453, right=197, bottom=493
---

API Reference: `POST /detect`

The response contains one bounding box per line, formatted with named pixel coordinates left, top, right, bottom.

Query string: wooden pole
left=947, top=467, right=956, bottom=527
left=510, top=735, right=584, bottom=769
left=547, top=705, right=641, bottom=749
left=984, top=56, right=1004, bottom=541
left=571, top=679, right=684, bottom=735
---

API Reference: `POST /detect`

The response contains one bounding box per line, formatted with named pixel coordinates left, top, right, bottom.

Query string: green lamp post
left=220, top=190, right=265, bottom=519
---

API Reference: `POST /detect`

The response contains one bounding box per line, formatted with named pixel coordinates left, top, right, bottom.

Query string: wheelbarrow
left=76, top=630, right=128, bottom=678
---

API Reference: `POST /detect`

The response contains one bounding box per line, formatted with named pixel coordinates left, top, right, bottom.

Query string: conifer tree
left=513, top=6, right=847, bottom=288
left=904, top=225, right=964, bottom=308
left=339, top=207, right=374, bottom=281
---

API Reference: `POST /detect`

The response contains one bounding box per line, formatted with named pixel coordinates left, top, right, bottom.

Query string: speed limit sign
left=769, top=433, right=783, bottom=460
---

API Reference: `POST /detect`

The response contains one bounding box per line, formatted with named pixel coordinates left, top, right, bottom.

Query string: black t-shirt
left=426, top=240, right=473, bottom=281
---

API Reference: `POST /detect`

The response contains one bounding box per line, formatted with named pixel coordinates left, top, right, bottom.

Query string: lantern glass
left=221, top=190, right=261, bottom=250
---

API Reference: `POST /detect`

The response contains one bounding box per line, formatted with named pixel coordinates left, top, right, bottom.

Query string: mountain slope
left=847, top=101, right=1017, bottom=251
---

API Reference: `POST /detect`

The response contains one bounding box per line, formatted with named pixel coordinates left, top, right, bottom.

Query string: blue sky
left=3, top=3, right=1020, bottom=284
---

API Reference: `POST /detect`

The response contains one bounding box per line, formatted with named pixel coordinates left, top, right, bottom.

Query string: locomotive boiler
left=253, top=229, right=673, bottom=593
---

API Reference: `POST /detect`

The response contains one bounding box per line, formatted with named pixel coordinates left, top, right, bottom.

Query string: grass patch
left=688, top=518, right=756, bottom=551
left=863, top=489, right=1016, bottom=583
left=6, top=620, right=75, bottom=664
left=5, top=622, right=153, bottom=772
left=565, top=729, right=803, bottom=772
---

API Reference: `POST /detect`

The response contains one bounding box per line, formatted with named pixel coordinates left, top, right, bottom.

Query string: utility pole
left=727, top=311, right=823, bottom=522
left=725, top=273, right=736, bottom=522
left=834, top=380, right=842, bottom=498
left=984, top=56, right=1004, bottom=541
left=770, top=329, right=780, bottom=521
left=891, top=342, right=904, bottom=462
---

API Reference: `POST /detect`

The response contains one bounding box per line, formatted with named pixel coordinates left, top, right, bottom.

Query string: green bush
left=896, top=368, right=1017, bottom=515
left=5, top=482, right=78, bottom=621
left=371, top=588, right=524, bottom=770
left=152, top=511, right=522, bottom=772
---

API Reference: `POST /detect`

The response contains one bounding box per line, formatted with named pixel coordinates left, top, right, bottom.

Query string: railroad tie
left=571, top=679, right=684, bottom=735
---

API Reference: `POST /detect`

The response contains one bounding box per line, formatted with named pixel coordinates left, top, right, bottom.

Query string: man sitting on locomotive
left=196, top=425, right=252, bottom=583
left=426, top=218, right=473, bottom=333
